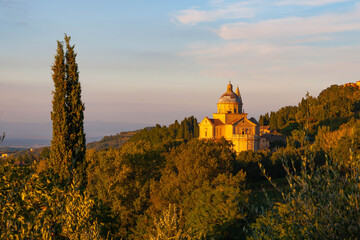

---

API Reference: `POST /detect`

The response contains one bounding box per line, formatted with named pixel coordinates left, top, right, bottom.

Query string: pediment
left=199, top=117, right=214, bottom=126
left=232, top=118, right=257, bottom=127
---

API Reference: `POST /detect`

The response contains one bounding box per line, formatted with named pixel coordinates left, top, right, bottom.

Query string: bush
left=250, top=152, right=360, bottom=239
left=0, top=163, right=102, bottom=239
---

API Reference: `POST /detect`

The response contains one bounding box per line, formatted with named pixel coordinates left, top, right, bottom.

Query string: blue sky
left=1, top=0, right=360, bottom=127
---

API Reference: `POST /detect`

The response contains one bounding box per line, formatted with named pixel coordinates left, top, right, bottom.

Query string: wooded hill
left=259, top=84, right=360, bottom=137
left=87, top=116, right=199, bottom=151
left=87, top=130, right=142, bottom=151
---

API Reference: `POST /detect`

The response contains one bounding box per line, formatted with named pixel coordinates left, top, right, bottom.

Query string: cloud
left=172, top=2, right=254, bottom=25
left=218, top=7, right=360, bottom=40
left=276, top=0, right=351, bottom=6
left=179, top=3, right=360, bottom=90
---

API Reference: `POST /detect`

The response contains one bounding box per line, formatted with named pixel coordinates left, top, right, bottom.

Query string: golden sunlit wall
left=217, top=102, right=242, bottom=114
left=199, top=119, right=214, bottom=139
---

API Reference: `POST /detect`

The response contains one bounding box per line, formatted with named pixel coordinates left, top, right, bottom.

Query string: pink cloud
left=173, top=3, right=254, bottom=25
left=218, top=7, right=360, bottom=40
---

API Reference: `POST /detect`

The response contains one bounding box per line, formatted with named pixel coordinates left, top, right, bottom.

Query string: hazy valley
left=0, top=121, right=148, bottom=148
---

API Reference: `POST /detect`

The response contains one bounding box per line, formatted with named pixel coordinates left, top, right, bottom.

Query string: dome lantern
left=227, top=82, right=233, bottom=92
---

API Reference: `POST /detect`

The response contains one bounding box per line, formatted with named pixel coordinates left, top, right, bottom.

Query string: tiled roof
left=209, top=119, right=225, bottom=125
left=228, top=118, right=245, bottom=125
left=249, top=117, right=259, bottom=125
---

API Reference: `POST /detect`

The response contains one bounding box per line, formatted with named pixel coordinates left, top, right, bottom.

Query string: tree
left=251, top=151, right=360, bottom=239
left=50, top=39, right=68, bottom=179
left=0, top=163, right=102, bottom=239
left=150, top=204, right=188, bottom=240
left=269, top=112, right=277, bottom=131
left=143, top=139, right=250, bottom=239
left=185, top=173, right=249, bottom=239
left=64, top=34, right=86, bottom=184
left=258, top=113, right=269, bottom=126
left=50, top=34, right=86, bottom=183
left=86, top=141, right=165, bottom=239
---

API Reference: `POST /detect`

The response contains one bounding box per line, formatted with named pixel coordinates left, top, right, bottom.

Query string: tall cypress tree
left=50, top=35, right=86, bottom=183
left=50, top=40, right=69, bottom=179
left=64, top=35, right=86, bottom=183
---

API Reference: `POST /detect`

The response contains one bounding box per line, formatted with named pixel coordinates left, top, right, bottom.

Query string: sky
left=1, top=0, right=360, bottom=128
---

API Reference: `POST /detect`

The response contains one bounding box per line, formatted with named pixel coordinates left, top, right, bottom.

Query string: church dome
left=218, top=83, right=242, bottom=104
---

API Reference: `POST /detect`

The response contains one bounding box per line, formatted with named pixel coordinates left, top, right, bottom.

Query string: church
left=198, top=82, right=260, bottom=153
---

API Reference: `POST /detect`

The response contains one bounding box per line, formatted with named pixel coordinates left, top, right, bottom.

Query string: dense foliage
left=249, top=150, right=360, bottom=239
left=85, top=139, right=250, bottom=239
left=259, top=85, right=360, bottom=137
left=0, top=160, right=101, bottom=239
left=146, top=139, right=249, bottom=239
left=130, top=116, right=199, bottom=147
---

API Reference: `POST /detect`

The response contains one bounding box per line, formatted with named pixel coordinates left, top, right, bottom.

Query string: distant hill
left=1, top=130, right=143, bottom=157
left=87, top=130, right=143, bottom=151
left=0, top=121, right=148, bottom=147
left=87, top=116, right=200, bottom=151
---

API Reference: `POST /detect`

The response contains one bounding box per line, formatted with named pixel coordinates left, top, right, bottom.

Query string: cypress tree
left=64, top=35, right=86, bottom=183
left=259, top=115, right=265, bottom=126
left=50, top=40, right=70, bottom=179
left=50, top=35, right=86, bottom=184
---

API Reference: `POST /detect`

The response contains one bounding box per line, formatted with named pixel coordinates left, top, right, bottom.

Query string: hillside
left=86, top=130, right=142, bottom=151
left=2, top=83, right=360, bottom=239
left=259, top=84, right=360, bottom=138
left=87, top=116, right=199, bottom=151
left=0, top=121, right=148, bottom=148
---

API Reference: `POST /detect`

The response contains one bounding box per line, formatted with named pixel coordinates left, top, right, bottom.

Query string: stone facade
left=199, top=83, right=260, bottom=153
